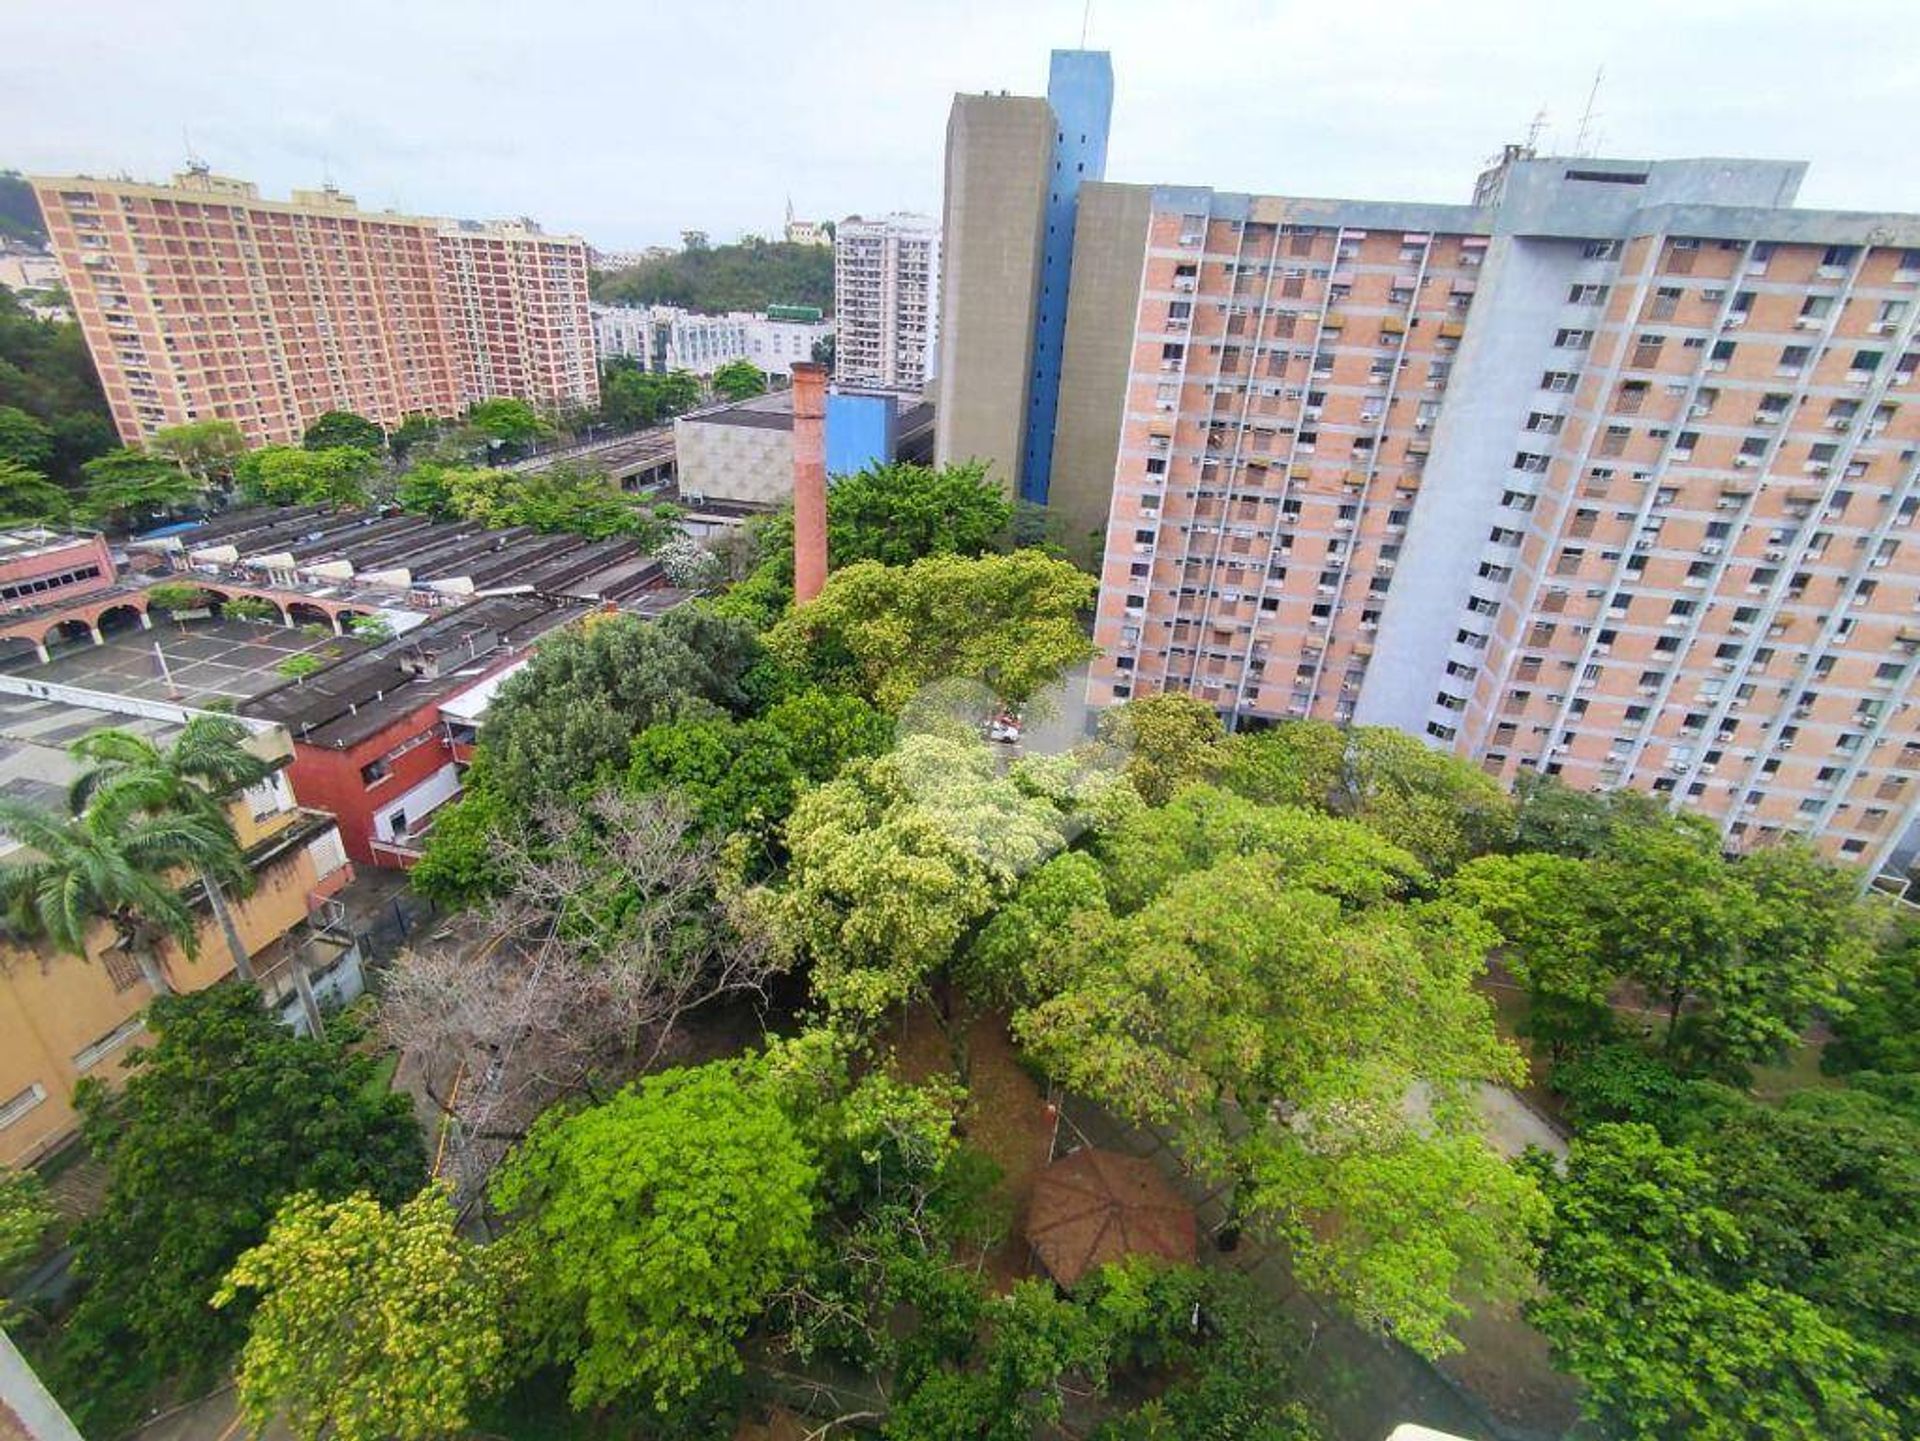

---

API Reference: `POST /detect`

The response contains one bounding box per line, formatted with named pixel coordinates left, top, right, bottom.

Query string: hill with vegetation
left=0, top=171, right=47, bottom=247
left=591, top=235, right=833, bottom=314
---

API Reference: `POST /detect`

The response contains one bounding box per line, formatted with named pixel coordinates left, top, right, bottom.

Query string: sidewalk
left=1052, top=1094, right=1569, bottom=1441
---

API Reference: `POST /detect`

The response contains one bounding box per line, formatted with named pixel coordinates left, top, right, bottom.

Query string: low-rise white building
left=591, top=303, right=831, bottom=380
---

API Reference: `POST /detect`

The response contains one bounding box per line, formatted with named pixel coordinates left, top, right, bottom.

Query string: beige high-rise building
left=33, top=169, right=597, bottom=447
left=936, top=62, right=1920, bottom=885
left=834, top=213, right=938, bottom=392
left=933, top=93, right=1054, bottom=492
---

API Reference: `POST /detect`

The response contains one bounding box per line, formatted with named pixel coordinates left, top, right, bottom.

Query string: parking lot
left=13, top=618, right=355, bottom=708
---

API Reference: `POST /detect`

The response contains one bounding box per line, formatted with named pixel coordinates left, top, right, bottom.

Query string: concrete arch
left=96, top=603, right=147, bottom=637
left=44, top=617, right=97, bottom=653
left=285, top=601, right=338, bottom=633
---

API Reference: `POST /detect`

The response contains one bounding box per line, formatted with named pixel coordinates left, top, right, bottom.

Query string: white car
left=988, top=712, right=1023, bottom=744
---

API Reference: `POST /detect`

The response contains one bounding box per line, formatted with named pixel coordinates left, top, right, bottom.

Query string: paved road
left=120, top=1384, right=288, bottom=1441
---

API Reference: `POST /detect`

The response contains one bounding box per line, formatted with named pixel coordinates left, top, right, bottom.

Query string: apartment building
left=590, top=302, right=830, bottom=379
left=32, top=168, right=595, bottom=447
left=834, top=213, right=938, bottom=392
left=935, top=60, right=1920, bottom=878
left=0, top=694, right=356, bottom=1165
left=1089, top=160, right=1920, bottom=878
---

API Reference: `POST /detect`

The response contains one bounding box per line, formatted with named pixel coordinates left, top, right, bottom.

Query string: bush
left=146, top=582, right=211, bottom=612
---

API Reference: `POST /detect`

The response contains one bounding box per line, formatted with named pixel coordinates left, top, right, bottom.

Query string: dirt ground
left=888, top=1003, right=1056, bottom=1291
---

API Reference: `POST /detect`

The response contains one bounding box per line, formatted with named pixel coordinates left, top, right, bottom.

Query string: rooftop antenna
left=1574, top=66, right=1605, bottom=157
left=182, top=125, right=207, bottom=175
left=1525, top=108, right=1548, bottom=154
left=1080, top=0, right=1093, bottom=46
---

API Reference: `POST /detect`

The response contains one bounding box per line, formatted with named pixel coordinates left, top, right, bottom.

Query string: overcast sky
left=5, top=0, right=1917, bottom=250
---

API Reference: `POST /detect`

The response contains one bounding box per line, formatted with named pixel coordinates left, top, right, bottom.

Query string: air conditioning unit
left=1733, top=454, right=1758, bottom=468
left=1701, top=541, right=1723, bottom=555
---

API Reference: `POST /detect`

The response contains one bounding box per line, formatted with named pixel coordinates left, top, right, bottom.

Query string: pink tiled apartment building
left=33, top=169, right=597, bottom=447
left=936, top=83, right=1920, bottom=883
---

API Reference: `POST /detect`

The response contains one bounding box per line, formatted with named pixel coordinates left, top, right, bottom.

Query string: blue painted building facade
left=1018, top=49, right=1113, bottom=505
left=825, top=391, right=898, bottom=479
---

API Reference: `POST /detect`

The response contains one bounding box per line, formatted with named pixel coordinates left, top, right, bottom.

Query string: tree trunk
left=200, top=866, right=255, bottom=983
left=1663, top=985, right=1686, bottom=1051
left=130, top=930, right=174, bottom=997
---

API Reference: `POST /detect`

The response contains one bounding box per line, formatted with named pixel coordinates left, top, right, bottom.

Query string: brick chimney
left=791, top=361, right=829, bottom=605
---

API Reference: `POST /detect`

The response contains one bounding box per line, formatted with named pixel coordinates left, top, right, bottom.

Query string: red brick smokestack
left=791, top=361, right=829, bottom=605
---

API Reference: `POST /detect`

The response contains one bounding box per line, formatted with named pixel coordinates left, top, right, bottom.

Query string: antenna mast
left=1574, top=67, right=1605, bottom=156
left=1080, top=0, right=1093, bottom=47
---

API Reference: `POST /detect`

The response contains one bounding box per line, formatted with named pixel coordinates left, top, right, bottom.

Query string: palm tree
left=0, top=798, right=238, bottom=995
left=66, top=717, right=273, bottom=983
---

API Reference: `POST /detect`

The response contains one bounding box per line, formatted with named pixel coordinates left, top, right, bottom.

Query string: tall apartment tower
left=33, top=170, right=597, bottom=447
left=933, top=57, right=1920, bottom=881
left=833, top=213, right=939, bottom=392
left=934, top=50, right=1113, bottom=505
left=1072, top=157, right=1920, bottom=880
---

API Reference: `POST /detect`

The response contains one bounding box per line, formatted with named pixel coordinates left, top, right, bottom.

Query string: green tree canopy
left=1532, top=1121, right=1897, bottom=1441
left=467, top=397, right=554, bottom=448
left=491, top=1059, right=817, bottom=1410
left=1012, top=843, right=1539, bottom=1355
left=596, top=360, right=702, bottom=430
left=65, top=714, right=275, bottom=984
left=0, top=456, right=68, bottom=523
left=0, top=780, right=244, bottom=996
left=1214, top=721, right=1513, bottom=874
left=149, top=419, right=246, bottom=487
left=778, top=735, right=1079, bottom=1023
left=825, top=459, right=1013, bottom=567
left=591, top=238, right=833, bottom=313
left=710, top=359, right=767, bottom=401
left=1508, top=772, right=1666, bottom=857
left=78, top=446, right=205, bottom=526
left=301, top=409, right=385, bottom=453
left=626, top=686, right=891, bottom=867
left=0, top=1165, right=55, bottom=1280
left=1096, top=694, right=1227, bottom=806
left=234, top=444, right=378, bottom=507
left=436, top=459, right=670, bottom=541
left=767, top=551, right=1095, bottom=711
left=0, top=288, right=116, bottom=484
left=217, top=1187, right=510, bottom=1441
left=53, top=987, right=423, bottom=1431
left=0, top=403, right=55, bottom=470
left=1826, top=917, right=1920, bottom=1077
left=1452, top=825, right=1873, bottom=1079
left=478, top=608, right=760, bottom=810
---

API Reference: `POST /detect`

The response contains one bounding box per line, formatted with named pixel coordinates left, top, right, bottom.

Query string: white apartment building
left=591, top=303, right=831, bottom=379
left=835, top=213, right=940, bottom=392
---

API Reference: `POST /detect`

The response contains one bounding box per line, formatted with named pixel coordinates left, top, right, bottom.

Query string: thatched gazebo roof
left=1025, top=1146, right=1197, bottom=1288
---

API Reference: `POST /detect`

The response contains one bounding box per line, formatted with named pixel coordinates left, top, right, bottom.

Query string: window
left=75, top=1015, right=147, bottom=1072
left=0, top=1083, right=48, bottom=1132
left=1568, top=283, right=1608, bottom=305
left=1555, top=329, right=1593, bottom=349
left=1541, top=371, right=1579, bottom=392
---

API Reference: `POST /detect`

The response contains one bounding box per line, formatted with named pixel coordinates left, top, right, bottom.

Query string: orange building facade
left=33, top=170, right=596, bottom=447
left=1067, top=156, right=1920, bottom=881
left=0, top=703, right=356, bottom=1166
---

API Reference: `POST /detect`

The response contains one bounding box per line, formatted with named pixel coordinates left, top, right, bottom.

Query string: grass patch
left=360, top=1049, right=400, bottom=1101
